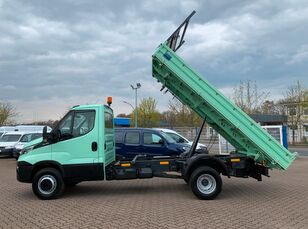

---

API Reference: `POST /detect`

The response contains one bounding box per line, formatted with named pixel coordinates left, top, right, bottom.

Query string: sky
left=0, top=0, right=308, bottom=123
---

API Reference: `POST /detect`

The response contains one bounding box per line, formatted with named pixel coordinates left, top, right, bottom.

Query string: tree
left=160, top=111, right=177, bottom=128
left=278, top=81, right=308, bottom=144
left=117, top=113, right=130, bottom=118
left=232, top=80, right=269, bottom=114
left=25, top=120, right=59, bottom=129
left=132, top=97, right=160, bottom=127
left=0, top=102, right=17, bottom=125
left=166, top=99, right=202, bottom=127
left=260, top=100, right=282, bottom=115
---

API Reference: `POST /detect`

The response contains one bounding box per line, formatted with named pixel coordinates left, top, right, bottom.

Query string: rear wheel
left=32, top=168, right=65, bottom=200
left=189, top=166, right=222, bottom=200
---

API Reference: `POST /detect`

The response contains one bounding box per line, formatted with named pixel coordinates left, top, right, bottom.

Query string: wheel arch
left=31, top=161, right=64, bottom=181
left=183, top=156, right=229, bottom=181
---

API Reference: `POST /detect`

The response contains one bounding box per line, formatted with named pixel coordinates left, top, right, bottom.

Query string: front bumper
left=0, top=148, right=14, bottom=156
left=12, top=149, right=21, bottom=158
left=16, top=161, right=33, bottom=183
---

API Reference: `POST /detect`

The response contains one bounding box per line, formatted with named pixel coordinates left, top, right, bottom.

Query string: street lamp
left=130, top=83, right=141, bottom=127
left=123, top=101, right=135, bottom=126
left=123, top=101, right=134, bottom=110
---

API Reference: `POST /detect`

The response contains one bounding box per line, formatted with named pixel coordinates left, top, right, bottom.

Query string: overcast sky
left=1, top=0, right=308, bottom=123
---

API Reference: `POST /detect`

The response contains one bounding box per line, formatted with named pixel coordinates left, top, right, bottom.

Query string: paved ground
left=0, top=157, right=308, bottom=229
left=289, top=146, right=308, bottom=156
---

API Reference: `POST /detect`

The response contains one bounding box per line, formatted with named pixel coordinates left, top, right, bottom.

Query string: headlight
left=20, top=146, right=34, bottom=155
left=5, top=145, right=14, bottom=149
left=182, top=146, right=190, bottom=151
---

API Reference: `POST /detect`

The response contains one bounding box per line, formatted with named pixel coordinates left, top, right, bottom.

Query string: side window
left=125, top=132, right=140, bottom=144
left=59, top=112, right=74, bottom=136
left=31, top=133, right=42, bottom=140
left=143, top=133, right=163, bottom=145
left=105, top=111, right=113, bottom=131
left=72, top=111, right=95, bottom=137
left=115, top=131, right=124, bottom=143
left=20, top=134, right=31, bottom=143
left=169, top=133, right=187, bottom=143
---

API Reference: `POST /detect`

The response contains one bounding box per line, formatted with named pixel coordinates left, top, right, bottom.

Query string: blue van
left=115, top=128, right=191, bottom=159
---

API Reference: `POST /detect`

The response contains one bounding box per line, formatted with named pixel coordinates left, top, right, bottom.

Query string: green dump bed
left=152, top=43, right=296, bottom=170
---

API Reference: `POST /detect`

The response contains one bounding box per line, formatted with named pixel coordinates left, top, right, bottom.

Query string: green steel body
left=152, top=42, right=296, bottom=170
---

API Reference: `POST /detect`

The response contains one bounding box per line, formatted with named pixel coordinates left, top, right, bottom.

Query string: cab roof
left=71, top=104, right=112, bottom=110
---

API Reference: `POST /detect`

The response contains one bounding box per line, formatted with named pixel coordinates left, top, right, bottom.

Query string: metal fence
left=160, top=125, right=287, bottom=154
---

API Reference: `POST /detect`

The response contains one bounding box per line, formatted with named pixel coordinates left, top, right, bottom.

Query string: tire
left=189, top=166, right=222, bottom=200
left=32, top=168, right=65, bottom=200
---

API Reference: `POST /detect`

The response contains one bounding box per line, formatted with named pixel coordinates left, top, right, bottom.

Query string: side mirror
left=158, top=139, right=164, bottom=145
left=42, top=126, right=48, bottom=142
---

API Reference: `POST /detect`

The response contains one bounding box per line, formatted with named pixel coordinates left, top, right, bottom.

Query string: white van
left=0, top=131, right=44, bottom=157
left=13, top=132, right=43, bottom=158
left=15, top=125, right=52, bottom=133
left=0, top=126, right=18, bottom=138
left=0, top=132, right=25, bottom=157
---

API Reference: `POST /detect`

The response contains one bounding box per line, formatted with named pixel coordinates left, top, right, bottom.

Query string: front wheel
left=189, top=166, right=222, bottom=200
left=32, top=168, right=65, bottom=200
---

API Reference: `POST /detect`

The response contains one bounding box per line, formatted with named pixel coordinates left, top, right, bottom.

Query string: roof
left=249, top=114, right=288, bottom=124
left=114, top=118, right=130, bottom=126
left=1, top=131, right=30, bottom=135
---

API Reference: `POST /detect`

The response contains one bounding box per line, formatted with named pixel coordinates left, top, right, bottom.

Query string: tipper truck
left=17, top=12, right=296, bottom=200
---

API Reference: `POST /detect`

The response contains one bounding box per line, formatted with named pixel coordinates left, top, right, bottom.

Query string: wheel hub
left=197, top=174, right=216, bottom=195
left=38, top=175, right=57, bottom=195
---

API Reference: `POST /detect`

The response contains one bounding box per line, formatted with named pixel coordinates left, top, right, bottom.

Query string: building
left=114, top=117, right=130, bottom=127
left=281, top=101, right=308, bottom=143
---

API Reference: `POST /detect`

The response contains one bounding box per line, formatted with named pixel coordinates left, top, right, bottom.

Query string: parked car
left=13, top=133, right=43, bottom=159
left=0, top=132, right=24, bottom=157
left=0, top=125, right=51, bottom=138
left=0, top=132, right=42, bottom=157
left=154, top=128, right=207, bottom=151
left=115, top=128, right=191, bottom=159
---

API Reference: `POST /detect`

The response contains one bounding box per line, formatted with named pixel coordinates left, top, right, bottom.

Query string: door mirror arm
left=49, top=129, right=61, bottom=142
left=42, top=126, right=48, bottom=142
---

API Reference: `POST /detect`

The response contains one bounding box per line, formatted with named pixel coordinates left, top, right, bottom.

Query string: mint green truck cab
left=17, top=104, right=115, bottom=199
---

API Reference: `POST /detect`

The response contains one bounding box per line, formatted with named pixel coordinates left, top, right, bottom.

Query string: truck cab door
left=51, top=110, right=103, bottom=180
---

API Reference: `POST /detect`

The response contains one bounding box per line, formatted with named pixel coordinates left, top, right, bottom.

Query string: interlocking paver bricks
left=0, top=157, right=308, bottom=228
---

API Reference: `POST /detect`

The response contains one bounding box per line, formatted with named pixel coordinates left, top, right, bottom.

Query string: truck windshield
left=0, top=134, right=22, bottom=142
left=160, top=132, right=176, bottom=143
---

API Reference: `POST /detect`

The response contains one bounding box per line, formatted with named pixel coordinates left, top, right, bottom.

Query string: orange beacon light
left=107, top=97, right=112, bottom=106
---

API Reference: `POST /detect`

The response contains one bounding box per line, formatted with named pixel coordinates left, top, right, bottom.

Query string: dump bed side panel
left=152, top=43, right=296, bottom=170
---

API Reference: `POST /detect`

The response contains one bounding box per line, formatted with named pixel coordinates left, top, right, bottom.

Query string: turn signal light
left=231, top=158, right=241, bottom=163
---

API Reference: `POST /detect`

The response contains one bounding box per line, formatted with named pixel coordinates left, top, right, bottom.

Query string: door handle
left=92, top=142, right=98, bottom=151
